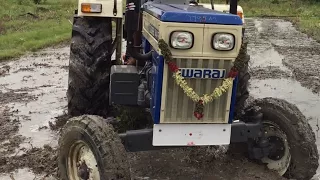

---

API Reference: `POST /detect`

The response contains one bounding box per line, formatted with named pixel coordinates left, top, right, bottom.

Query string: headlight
left=212, top=33, right=235, bottom=51
left=170, top=31, right=194, bottom=49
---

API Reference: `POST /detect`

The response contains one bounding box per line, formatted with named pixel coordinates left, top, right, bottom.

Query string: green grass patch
left=200, top=0, right=320, bottom=42
left=0, top=0, right=77, bottom=60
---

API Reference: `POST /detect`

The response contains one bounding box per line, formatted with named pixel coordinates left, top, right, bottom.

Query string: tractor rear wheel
left=57, top=115, right=131, bottom=180
left=246, top=97, right=319, bottom=180
left=67, top=16, right=113, bottom=117
left=234, top=39, right=250, bottom=119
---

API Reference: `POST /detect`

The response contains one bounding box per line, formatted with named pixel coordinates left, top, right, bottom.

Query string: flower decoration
left=158, top=39, right=245, bottom=120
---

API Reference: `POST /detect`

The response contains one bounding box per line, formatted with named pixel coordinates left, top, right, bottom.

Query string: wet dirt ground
left=0, top=18, right=320, bottom=179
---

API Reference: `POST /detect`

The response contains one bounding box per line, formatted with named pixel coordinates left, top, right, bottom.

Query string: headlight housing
left=212, top=33, right=235, bottom=51
left=81, top=3, right=102, bottom=13
left=170, top=31, right=194, bottom=49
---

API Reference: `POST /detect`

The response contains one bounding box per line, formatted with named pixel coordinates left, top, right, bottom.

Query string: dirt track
left=0, top=18, right=320, bottom=180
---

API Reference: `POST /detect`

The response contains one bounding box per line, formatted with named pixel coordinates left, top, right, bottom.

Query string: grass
left=0, top=0, right=319, bottom=60
left=0, top=0, right=77, bottom=60
left=200, top=0, right=320, bottom=41
left=239, top=0, right=320, bottom=42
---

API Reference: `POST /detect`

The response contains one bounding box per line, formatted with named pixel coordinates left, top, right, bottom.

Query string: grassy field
left=0, top=0, right=319, bottom=60
left=0, top=0, right=77, bottom=60
left=238, top=0, right=320, bottom=41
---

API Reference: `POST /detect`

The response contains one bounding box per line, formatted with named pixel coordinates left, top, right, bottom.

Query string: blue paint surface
left=228, top=76, right=238, bottom=123
left=149, top=51, right=164, bottom=124
left=143, top=3, right=242, bottom=25
left=142, top=36, right=151, bottom=54
left=142, top=37, right=163, bottom=124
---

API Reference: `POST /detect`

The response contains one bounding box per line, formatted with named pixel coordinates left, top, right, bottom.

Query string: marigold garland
left=158, top=39, right=246, bottom=120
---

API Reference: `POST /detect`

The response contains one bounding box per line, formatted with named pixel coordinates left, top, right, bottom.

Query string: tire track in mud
left=246, top=18, right=320, bottom=93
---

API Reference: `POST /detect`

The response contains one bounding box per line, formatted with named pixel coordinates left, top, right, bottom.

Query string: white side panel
left=199, top=3, right=243, bottom=12
left=78, top=0, right=123, bottom=18
left=153, top=124, right=231, bottom=146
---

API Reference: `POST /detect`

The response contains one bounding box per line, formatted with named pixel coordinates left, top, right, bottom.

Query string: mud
left=48, top=113, right=70, bottom=131
left=130, top=148, right=285, bottom=180
left=0, top=47, right=68, bottom=179
left=0, top=18, right=320, bottom=179
left=246, top=18, right=320, bottom=93
left=250, top=66, right=292, bottom=79
left=0, top=145, right=57, bottom=176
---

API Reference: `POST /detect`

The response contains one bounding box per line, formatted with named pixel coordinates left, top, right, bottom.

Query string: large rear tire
left=246, top=97, right=319, bottom=180
left=234, top=39, right=250, bottom=119
left=67, top=16, right=113, bottom=117
left=57, top=115, right=131, bottom=180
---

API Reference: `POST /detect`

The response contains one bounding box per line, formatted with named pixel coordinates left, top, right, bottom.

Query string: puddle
left=0, top=39, right=127, bottom=149
left=0, top=47, right=69, bottom=148
left=246, top=19, right=292, bottom=80
left=247, top=20, right=290, bottom=71
left=250, top=79, right=320, bottom=123
left=0, top=168, right=54, bottom=180
left=249, top=46, right=289, bottom=71
left=254, top=19, right=263, bottom=33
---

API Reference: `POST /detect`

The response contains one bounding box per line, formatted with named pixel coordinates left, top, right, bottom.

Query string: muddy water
left=0, top=18, right=320, bottom=179
left=0, top=41, right=128, bottom=179
left=0, top=46, right=69, bottom=179
left=0, top=47, right=69, bottom=148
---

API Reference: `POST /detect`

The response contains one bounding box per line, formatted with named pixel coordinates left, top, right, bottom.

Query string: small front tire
left=248, top=97, right=319, bottom=180
left=57, top=115, right=131, bottom=180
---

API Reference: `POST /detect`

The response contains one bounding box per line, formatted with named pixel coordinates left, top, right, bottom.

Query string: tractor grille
left=162, top=58, right=234, bottom=124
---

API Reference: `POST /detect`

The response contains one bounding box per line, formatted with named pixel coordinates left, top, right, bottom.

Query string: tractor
left=57, top=0, right=319, bottom=179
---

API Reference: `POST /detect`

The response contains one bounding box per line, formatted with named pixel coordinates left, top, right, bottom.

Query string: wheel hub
left=267, top=136, right=285, bottom=161
left=68, top=141, right=100, bottom=180
left=261, top=121, right=291, bottom=176
left=77, top=161, right=90, bottom=180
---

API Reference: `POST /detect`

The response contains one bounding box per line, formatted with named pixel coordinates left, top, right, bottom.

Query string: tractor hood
left=143, top=3, right=243, bottom=25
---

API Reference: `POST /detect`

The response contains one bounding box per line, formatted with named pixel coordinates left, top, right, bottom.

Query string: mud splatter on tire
left=246, top=97, right=319, bottom=180
left=57, top=115, right=131, bottom=180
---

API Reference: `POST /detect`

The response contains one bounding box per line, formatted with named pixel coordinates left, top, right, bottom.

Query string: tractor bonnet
left=143, top=3, right=243, bottom=25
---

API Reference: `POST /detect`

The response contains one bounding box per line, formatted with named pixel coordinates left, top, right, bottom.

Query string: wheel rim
left=67, top=140, right=100, bottom=180
left=261, top=121, right=291, bottom=176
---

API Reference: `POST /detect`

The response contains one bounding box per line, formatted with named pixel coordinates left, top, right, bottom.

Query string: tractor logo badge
left=179, top=68, right=226, bottom=79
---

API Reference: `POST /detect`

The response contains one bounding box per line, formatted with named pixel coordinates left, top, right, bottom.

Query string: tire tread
left=68, top=17, right=113, bottom=117
left=57, top=115, right=131, bottom=180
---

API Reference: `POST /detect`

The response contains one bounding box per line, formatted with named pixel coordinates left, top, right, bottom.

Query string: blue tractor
left=57, top=0, right=319, bottom=179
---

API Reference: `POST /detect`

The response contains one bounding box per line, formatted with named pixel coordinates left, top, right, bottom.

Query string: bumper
left=119, top=121, right=263, bottom=152
left=153, top=124, right=231, bottom=146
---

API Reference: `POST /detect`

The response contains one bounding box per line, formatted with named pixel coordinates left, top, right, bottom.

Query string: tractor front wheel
left=57, top=115, right=131, bottom=180
left=248, top=97, right=319, bottom=180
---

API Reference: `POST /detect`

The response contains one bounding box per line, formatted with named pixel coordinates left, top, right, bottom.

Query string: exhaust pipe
left=124, top=0, right=152, bottom=62
left=229, top=0, right=237, bottom=15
